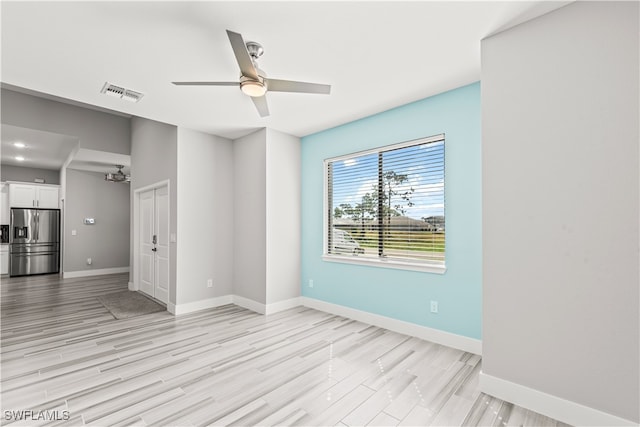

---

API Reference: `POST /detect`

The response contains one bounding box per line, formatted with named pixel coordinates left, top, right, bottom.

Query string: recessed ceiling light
left=15, top=156, right=25, bottom=162
left=13, top=142, right=26, bottom=148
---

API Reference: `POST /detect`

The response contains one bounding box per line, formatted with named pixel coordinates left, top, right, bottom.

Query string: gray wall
left=130, top=117, right=178, bottom=303
left=64, top=169, right=130, bottom=272
left=482, top=1, right=639, bottom=424
left=265, top=128, right=301, bottom=304
left=176, top=127, right=234, bottom=304
left=1, top=164, right=60, bottom=184
left=233, top=129, right=267, bottom=304
left=231, top=128, right=302, bottom=308
left=1, top=89, right=130, bottom=154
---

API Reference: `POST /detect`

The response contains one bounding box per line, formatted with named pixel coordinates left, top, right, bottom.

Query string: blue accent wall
left=301, top=82, right=481, bottom=339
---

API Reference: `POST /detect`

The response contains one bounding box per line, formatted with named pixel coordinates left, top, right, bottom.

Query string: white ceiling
left=68, top=149, right=131, bottom=175
left=0, top=124, right=131, bottom=174
left=1, top=1, right=569, bottom=144
left=1, top=124, right=79, bottom=170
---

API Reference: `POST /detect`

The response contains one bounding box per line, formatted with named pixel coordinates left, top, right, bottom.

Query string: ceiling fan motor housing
left=245, top=41, right=264, bottom=60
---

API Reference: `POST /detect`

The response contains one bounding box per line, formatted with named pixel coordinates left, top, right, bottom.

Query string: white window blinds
left=326, top=134, right=445, bottom=267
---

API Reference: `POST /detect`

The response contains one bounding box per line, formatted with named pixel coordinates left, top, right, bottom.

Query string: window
left=324, top=134, right=445, bottom=273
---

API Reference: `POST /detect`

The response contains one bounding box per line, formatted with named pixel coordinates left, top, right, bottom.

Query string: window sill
left=322, top=254, right=446, bottom=274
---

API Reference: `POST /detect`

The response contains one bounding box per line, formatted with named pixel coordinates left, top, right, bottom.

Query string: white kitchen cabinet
left=1, top=245, right=8, bottom=275
left=35, top=186, right=60, bottom=209
left=9, top=183, right=59, bottom=209
left=0, top=183, right=8, bottom=224
left=9, top=184, right=36, bottom=208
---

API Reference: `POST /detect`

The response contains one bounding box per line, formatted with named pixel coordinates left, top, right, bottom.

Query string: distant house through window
left=324, top=134, right=445, bottom=272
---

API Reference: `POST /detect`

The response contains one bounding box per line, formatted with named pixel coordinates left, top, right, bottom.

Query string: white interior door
left=154, top=186, right=169, bottom=304
left=137, top=185, right=169, bottom=304
left=138, top=189, right=155, bottom=298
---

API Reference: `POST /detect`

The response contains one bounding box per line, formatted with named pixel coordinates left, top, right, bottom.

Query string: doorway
left=134, top=182, right=169, bottom=304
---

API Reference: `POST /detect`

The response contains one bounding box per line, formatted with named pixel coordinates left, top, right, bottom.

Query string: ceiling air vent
left=101, top=82, right=144, bottom=103
left=122, top=89, right=143, bottom=103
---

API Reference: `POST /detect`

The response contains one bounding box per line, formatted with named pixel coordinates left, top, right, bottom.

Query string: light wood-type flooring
left=1, top=273, right=570, bottom=427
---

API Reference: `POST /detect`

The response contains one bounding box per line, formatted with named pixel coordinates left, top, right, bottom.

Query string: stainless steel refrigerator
left=10, top=208, right=60, bottom=277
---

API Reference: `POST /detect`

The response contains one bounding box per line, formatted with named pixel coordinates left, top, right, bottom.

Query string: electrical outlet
left=207, top=279, right=213, bottom=288
left=309, top=279, right=314, bottom=288
left=430, top=300, right=439, bottom=314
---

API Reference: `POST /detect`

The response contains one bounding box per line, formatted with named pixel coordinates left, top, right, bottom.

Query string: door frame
left=132, top=180, right=170, bottom=302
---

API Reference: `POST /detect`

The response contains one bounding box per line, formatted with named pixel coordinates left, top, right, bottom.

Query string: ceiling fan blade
left=251, top=95, right=270, bottom=117
left=266, top=78, right=331, bottom=94
left=226, top=30, right=259, bottom=80
left=172, top=81, right=239, bottom=86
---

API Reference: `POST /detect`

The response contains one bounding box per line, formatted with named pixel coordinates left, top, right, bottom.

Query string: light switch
left=71, top=230, right=77, bottom=236
left=170, top=233, right=177, bottom=243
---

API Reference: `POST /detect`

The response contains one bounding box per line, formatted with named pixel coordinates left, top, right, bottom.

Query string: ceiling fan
left=104, top=165, right=130, bottom=184
left=172, top=30, right=331, bottom=117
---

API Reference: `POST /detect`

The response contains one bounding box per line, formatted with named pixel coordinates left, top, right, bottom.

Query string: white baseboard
left=479, top=372, right=638, bottom=426
left=232, top=296, right=302, bottom=315
left=233, top=295, right=266, bottom=314
left=300, top=297, right=482, bottom=355
left=170, top=295, right=303, bottom=316
left=128, top=281, right=136, bottom=291
left=265, top=297, right=301, bottom=315
left=63, top=266, right=130, bottom=279
left=170, top=295, right=234, bottom=315
left=166, top=302, right=176, bottom=314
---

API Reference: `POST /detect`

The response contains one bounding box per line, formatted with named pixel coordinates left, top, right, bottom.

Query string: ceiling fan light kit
left=105, top=165, right=131, bottom=183
left=240, top=77, right=267, bottom=97
left=172, top=30, right=331, bottom=117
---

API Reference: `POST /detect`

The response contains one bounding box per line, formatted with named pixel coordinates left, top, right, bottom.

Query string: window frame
left=322, top=134, right=446, bottom=274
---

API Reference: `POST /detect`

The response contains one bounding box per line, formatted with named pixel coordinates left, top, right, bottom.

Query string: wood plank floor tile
left=368, top=411, right=401, bottom=427
left=1, top=273, right=570, bottom=427
left=341, top=372, right=415, bottom=426
left=300, top=384, right=376, bottom=426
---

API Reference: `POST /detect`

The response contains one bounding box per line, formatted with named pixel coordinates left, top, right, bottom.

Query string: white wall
left=129, top=121, right=298, bottom=311
left=176, top=128, right=234, bottom=305
left=232, top=129, right=267, bottom=304
left=130, top=117, right=178, bottom=303
left=481, top=1, right=639, bottom=425
left=265, top=128, right=301, bottom=304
